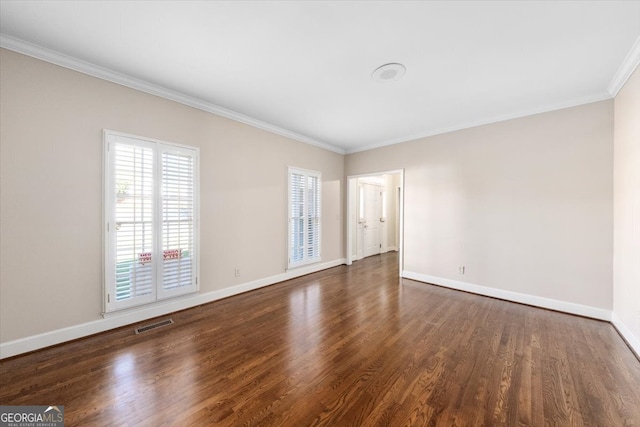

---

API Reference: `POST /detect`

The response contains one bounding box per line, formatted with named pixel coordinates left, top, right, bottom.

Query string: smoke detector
left=372, top=63, right=406, bottom=82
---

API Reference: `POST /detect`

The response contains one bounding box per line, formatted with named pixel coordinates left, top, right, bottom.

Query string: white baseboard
left=611, top=312, right=640, bottom=357
left=384, top=246, right=397, bottom=253
left=402, top=271, right=611, bottom=321
left=0, top=258, right=346, bottom=359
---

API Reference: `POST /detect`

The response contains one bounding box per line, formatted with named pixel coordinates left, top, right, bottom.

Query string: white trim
left=346, top=169, right=405, bottom=180
left=345, top=92, right=612, bottom=154
left=0, top=258, right=346, bottom=359
left=2, top=34, right=621, bottom=158
left=346, top=169, right=404, bottom=276
left=384, top=246, right=397, bottom=253
left=104, top=129, right=197, bottom=151
left=346, top=178, right=357, bottom=265
left=287, top=166, right=322, bottom=269
left=2, top=33, right=625, bottom=157
left=608, top=35, right=640, bottom=97
left=611, top=312, right=640, bottom=358
left=402, top=270, right=611, bottom=321
left=103, top=130, right=200, bottom=312
left=0, top=34, right=344, bottom=155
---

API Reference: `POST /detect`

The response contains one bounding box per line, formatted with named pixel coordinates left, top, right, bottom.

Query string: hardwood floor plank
left=1, top=253, right=639, bottom=426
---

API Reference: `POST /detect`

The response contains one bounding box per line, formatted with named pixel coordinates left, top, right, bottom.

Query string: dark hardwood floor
left=1, top=253, right=639, bottom=426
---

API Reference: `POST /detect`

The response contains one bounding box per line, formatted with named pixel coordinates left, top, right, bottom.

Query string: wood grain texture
left=1, top=253, right=639, bottom=426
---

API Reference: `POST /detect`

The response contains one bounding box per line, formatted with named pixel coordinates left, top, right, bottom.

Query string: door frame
left=346, top=169, right=404, bottom=277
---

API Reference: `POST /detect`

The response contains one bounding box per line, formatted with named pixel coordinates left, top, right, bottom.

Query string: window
left=104, top=130, right=199, bottom=312
left=288, top=167, right=321, bottom=268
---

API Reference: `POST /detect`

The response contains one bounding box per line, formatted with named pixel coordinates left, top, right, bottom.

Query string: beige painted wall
left=346, top=101, right=614, bottom=309
left=0, top=46, right=622, bottom=349
left=613, top=66, right=640, bottom=345
left=0, top=49, right=344, bottom=343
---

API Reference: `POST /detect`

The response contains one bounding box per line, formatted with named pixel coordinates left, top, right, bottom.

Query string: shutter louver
left=113, top=143, right=154, bottom=302
left=290, top=172, right=305, bottom=264
left=288, top=167, right=321, bottom=268
left=161, top=150, right=195, bottom=293
left=307, top=175, right=320, bottom=259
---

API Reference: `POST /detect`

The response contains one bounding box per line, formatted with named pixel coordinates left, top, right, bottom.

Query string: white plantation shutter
left=159, top=149, right=196, bottom=297
left=105, top=131, right=199, bottom=312
left=112, top=142, right=155, bottom=307
left=288, top=167, right=321, bottom=268
left=306, top=174, right=320, bottom=259
left=290, top=171, right=305, bottom=264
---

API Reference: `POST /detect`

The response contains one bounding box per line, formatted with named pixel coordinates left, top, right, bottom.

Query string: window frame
left=287, top=166, right=322, bottom=269
left=103, top=130, right=200, bottom=313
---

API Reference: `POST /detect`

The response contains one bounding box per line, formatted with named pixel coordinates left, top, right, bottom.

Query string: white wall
left=346, top=101, right=614, bottom=318
left=613, top=65, right=640, bottom=355
left=0, top=49, right=344, bottom=353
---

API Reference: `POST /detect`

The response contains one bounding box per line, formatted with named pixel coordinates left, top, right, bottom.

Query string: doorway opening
left=346, top=169, right=404, bottom=276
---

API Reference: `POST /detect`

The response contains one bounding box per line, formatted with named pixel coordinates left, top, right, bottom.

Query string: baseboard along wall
left=3, top=261, right=637, bottom=360
left=0, top=258, right=346, bottom=359
left=402, top=270, right=640, bottom=358
left=402, top=270, right=611, bottom=321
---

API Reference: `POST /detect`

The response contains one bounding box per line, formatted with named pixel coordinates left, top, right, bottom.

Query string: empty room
left=1, top=1, right=639, bottom=426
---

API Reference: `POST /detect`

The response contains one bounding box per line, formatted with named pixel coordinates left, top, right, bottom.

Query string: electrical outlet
left=234, top=268, right=240, bottom=277
left=458, top=266, right=465, bottom=275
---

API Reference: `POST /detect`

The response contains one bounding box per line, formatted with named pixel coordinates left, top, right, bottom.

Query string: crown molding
left=608, top=35, right=640, bottom=97
left=345, top=92, right=612, bottom=154
left=2, top=31, right=632, bottom=157
left=0, top=34, right=345, bottom=155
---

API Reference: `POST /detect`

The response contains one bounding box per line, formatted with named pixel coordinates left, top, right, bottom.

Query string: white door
left=362, top=183, right=382, bottom=257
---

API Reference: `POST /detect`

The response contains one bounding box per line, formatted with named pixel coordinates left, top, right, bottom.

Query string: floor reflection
left=287, top=282, right=324, bottom=382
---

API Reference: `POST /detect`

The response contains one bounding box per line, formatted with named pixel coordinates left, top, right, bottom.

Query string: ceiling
left=1, top=1, right=639, bottom=154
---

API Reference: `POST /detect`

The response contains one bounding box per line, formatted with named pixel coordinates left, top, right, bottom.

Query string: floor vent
left=135, top=319, right=174, bottom=334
